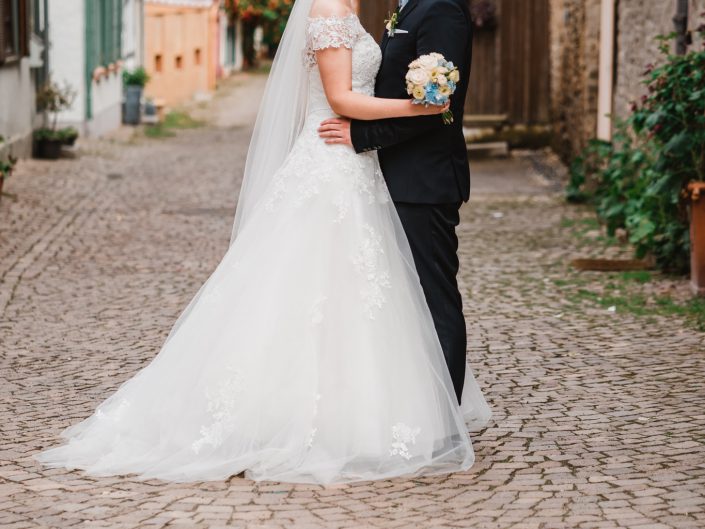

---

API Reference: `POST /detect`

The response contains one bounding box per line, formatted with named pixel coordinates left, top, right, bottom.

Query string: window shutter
left=19, top=0, right=28, bottom=57
left=0, top=0, right=7, bottom=63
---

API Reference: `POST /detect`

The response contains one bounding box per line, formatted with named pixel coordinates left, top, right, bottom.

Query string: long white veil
left=230, top=0, right=316, bottom=244
left=162, top=0, right=315, bottom=345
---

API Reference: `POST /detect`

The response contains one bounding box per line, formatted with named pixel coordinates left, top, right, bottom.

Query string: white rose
left=429, top=52, right=445, bottom=60
left=436, top=74, right=448, bottom=86
left=417, top=54, right=439, bottom=70
left=406, top=68, right=431, bottom=86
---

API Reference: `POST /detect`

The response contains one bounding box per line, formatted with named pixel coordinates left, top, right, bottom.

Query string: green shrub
left=567, top=27, right=705, bottom=273
left=33, top=128, right=63, bottom=141
left=122, top=67, right=150, bottom=87
left=0, top=156, right=16, bottom=178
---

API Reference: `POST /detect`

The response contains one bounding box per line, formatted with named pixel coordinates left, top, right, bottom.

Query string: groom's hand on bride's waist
left=318, top=118, right=352, bottom=146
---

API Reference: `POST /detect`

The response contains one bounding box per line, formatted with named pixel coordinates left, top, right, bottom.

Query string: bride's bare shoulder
left=309, top=0, right=355, bottom=19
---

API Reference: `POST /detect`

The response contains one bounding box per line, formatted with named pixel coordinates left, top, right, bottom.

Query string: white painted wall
left=123, top=0, right=145, bottom=70
left=88, top=73, right=123, bottom=136
left=0, top=59, right=36, bottom=157
left=218, top=12, right=243, bottom=75
left=48, top=0, right=86, bottom=129
left=48, top=0, right=135, bottom=136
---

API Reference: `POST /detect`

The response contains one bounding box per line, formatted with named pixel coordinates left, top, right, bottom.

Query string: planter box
left=124, top=85, right=143, bottom=125
left=35, top=139, right=63, bottom=160
left=688, top=182, right=705, bottom=296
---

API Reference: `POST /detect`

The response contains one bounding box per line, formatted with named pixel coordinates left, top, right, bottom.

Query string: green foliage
left=34, top=126, right=79, bottom=142
left=33, top=128, right=64, bottom=141
left=0, top=156, right=17, bottom=178
left=225, top=0, right=294, bottom=62
left=144, top=111, right=203, bottom=139
left=122, top=67, right=150, bottom=88
left=58, top=127, right=79, bottom=142
left=567, top=27, right=705, bottom=273
left=558, top=270, right=705, bottom=331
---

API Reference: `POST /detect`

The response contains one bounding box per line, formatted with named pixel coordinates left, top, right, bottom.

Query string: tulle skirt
left=36, top=117, right=491, bottom=484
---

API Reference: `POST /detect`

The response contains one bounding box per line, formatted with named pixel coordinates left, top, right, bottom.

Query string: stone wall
left=613, top=0, right=705, bottom=121
left=548, top=0, right=601, bottom=162
left=549, top=0, right=704, bottom=162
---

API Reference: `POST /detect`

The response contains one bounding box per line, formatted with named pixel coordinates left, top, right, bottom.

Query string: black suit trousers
left=395, top=201, right=466, bottom=403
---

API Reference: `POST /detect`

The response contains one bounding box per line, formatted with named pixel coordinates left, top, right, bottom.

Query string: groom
left=318, top=0, right=473, bottom=402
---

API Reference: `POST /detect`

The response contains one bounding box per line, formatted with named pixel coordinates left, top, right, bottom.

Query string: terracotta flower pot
left=687, top=182, right=705, bottom=296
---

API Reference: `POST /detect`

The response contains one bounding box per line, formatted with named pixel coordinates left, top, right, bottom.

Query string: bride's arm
left=316, top=47, right=448, bottom=121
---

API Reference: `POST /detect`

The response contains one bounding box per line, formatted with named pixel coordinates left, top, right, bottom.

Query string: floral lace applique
left=390, top=423, right=421, bottom=460
left=192, top=366, right=244, bottom=454
left=96, top=398, right=130, bottom=423
left=306, top=393, right=322, bottom=449
left=352, top=224, right=391, bottom=319
left=304, top=15, right=362, bottom=69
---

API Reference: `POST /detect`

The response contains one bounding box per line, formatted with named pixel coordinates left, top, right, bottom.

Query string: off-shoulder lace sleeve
left=304, top=15, right=362, bottom=69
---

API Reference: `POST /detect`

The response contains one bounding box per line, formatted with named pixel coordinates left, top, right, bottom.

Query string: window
left=85, top=0, right=123, bottom=72
left=194, top=48, right=201, bottom=65
left=155, top=54, right=162, bottom=72
left=175, top=55, right=182, bottom=69
left=0, top=0, right=29, bottom=64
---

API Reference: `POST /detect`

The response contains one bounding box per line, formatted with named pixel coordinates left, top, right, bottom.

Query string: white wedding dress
left=37, top=13, right=491, bottom=484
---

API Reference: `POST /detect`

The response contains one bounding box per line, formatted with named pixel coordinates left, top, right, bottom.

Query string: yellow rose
left=448, top=69, right=460, bottom=83
left=439, top=85, right=452, bottom=97
left=412, top=85, right=427, bottom=100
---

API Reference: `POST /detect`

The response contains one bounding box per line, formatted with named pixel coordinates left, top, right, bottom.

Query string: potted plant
left=34, top=80, right=77, bottom=160
left=0, top=156, right=17, bottom=203
left=122, top=67, right=150, bottom=125
left=59, top=126, right=79, bottom=146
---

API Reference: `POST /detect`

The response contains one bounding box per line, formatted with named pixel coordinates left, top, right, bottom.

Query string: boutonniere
left=385, top=8, right=400, bottom=37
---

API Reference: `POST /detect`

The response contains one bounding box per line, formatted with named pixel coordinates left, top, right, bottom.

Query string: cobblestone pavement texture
left=1, top=74, right=705, bottom=529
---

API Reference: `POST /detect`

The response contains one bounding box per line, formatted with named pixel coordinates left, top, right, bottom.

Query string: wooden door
left=467, top=0, right=550, bottom=124
left=358, top=0, right=397, bottom=42
left=358, top=0, right=551, bottom=126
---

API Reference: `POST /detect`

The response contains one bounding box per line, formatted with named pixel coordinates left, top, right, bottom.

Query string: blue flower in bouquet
left=405, top=52, right=460, bottom=125
left=424, top=83, right=440, bottom=103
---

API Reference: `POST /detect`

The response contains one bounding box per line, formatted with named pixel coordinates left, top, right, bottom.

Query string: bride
left=37, top=0, right=491, bottom=484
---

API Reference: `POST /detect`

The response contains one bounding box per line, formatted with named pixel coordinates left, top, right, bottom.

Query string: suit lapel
left=380, top=30, right=390, bottom=54
left=381, top=0, right=420, bottom=54
left=397, top=0, right=420, bottom=26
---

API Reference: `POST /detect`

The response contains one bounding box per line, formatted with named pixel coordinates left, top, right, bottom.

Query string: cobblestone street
left=1, top=74, right=705, bottom=529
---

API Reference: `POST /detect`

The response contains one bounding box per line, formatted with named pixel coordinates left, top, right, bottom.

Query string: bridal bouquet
left=406, top=53, right=460, bottom=125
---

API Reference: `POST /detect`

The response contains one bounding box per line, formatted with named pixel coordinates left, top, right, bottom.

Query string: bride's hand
left=409, top=101, right=451, bottom=117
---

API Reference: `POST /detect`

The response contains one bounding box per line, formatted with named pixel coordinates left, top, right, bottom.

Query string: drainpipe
left=597, top=0, right=615, bottom=141
left=673, top=0, right=689, bottom=55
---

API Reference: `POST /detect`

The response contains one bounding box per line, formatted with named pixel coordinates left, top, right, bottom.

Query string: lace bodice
left=304, top=15, right=382, bottom=114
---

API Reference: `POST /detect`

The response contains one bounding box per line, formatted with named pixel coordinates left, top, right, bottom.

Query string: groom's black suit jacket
left=351, top=0, right=473, bottom=204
